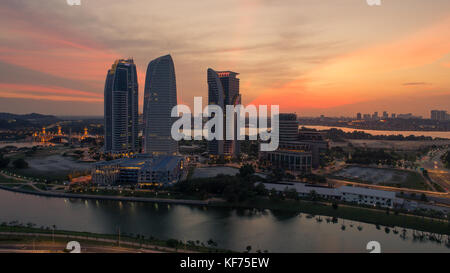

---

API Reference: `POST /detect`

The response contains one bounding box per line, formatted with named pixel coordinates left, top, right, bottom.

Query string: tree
left=12, top=158, right=28, bottom=169
left=308, top=190, right=318, bottom=201
left=0, top=154, right=10, bottom=168
left=166, top=239, right=180, bottom=248
left=239, top=164, right=255, bottom=178
left=207, top=239, right=217, bottom=247
left=332, top=202, right=338, bottom=210
left=246, top=245, right=252, bottom=253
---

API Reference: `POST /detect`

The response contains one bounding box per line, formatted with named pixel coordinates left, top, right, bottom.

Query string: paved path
left=0, top=231, right=196, bottom=253
left=0, top=172, right=210, bottom=205
left=329, top=178, right=449, bottom=198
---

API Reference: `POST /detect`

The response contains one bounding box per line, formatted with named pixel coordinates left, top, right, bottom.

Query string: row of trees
left=174, top=164, right=268, bottom=202
left=320, top=128, right=435, bottom=142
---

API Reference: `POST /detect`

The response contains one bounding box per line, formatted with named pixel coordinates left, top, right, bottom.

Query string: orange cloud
left=0, top=83, right=102, bottom=102
left=250, top=16, right=450, bottom=112
left=0, top=5, right=119, bottom=85
left=0, top=91, right=102, bottom=103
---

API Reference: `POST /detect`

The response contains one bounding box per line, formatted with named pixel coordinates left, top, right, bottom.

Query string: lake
left=0, top=189, right=448, bottom=253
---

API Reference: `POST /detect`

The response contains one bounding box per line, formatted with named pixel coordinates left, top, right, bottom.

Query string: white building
left=338, top=186, right=396, bottom=208
left=263, top=182, right=399, bottom=208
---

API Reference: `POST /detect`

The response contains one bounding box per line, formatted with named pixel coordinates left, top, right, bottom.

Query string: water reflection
left=0, top=189, right=448, bottom=252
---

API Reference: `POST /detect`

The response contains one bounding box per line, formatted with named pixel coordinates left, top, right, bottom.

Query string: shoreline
left=1, top=185, right=449, bottom=236
left=300, top=125, right=450, bottom=139
left=0, top=185, right=210, bottom=206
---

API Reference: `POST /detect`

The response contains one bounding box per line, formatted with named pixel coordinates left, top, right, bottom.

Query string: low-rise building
left=262, top=142, right=312, bottom=174
left=338, top=186, right=396, bottom=208
left=92, top=154, right=185, bottom=186
left=263, top=182, right=399, bottom=208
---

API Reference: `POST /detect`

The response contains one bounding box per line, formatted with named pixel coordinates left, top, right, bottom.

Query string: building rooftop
left=95, top=154, right=183, bottom=172
left=339, top=186, right=396, bottom=199
left=215, top=71, right=239, bottom=78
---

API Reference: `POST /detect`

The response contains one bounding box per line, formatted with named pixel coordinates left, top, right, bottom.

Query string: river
left=302, top=126, right=450, bottom=139
left=0, top=189, right=448, bottom=253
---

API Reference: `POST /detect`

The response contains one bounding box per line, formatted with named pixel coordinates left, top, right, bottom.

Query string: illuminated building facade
left=143, top=54, right=178, bottom=156
left=104, top=59, right=139, bottom=154
left=260, top=113, right=329, bottom=174
left=207, top=69, right=241, bottom=158
left=92, top=154, right=185, bottom=186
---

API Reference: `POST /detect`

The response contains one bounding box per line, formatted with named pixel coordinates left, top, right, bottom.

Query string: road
left=0, top=232, right=197, bottom=253
left=329, top=178, right=449, bottom=198
left=418, top=146, right=450, bottom=193
left=0, top=172, right=210, bottom=206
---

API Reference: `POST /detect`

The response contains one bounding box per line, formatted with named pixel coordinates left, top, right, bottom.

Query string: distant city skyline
left=0, top=0, right=450, bottom=116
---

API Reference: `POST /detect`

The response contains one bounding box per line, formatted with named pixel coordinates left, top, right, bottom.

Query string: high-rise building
left=372, top=112, right=379, bottom=120
left=260, top=113, right=317, bottom=173
left=207, top=69, right=241, bottom=158
left=279, top=113, right=299, bottom=142
left=431, top=110, right=448, bottom=121
left=356, top=113, right=362, bottom=120
left=391, top=113, right=396, bottom=119
left=143, top=54, right=178, bottom=156
left=382, top=111, right=388, bottom=119
left=104, top=59, right=139, bottom=154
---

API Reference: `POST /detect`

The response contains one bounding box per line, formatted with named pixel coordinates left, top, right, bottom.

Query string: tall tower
left=104, top=59, right=139, bottom=154
left=207, top=68, right=241, bottom=158
left=143, top=54, right=178, bottom=156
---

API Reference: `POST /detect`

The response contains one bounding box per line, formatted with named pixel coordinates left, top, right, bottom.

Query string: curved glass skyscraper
left=143, top=54, right=178, bottom=155
left=104, top=59, right=139, bottom=154
left=207, top=68, right=241, bottom=158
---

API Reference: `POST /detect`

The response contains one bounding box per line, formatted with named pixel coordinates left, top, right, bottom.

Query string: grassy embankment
left=0, top=225, right=230, bottom=253
left=214, top=197, right=450, bottom=235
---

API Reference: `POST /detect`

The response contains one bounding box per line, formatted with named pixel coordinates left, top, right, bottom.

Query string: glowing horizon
left=0, top=0, right=449, bottom=117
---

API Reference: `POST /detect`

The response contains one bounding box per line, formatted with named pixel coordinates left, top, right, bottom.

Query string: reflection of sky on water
left=0, top=189, right=448, bottom=253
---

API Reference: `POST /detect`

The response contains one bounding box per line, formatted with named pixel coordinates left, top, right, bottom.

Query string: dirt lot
left=333, top=166, right=429, bottom=190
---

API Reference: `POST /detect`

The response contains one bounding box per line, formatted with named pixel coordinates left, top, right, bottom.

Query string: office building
left=431, top=110, right=448, bottom=121
left=207, top=68, right=241, bottom=158
left=260, top=113, right=328, bottom=174
left=263, top=183, right=398, bottom=208
left=279, top=113, right=299, bottom=142
left=143, top=54, right=178, bottom=155
left=104, top=59, right=139, bottom=154
left=92, top=154, right=185, bottom=186
left=372, top=112, right=379, bottom=120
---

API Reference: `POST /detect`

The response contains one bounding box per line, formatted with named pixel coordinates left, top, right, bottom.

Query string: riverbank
left=0, top=184, right=210, bottom=206
left=212, top=197, right=450, bottom=235
left=0, top=226, right=228, bottom=253
left=1, top=184, right=449, bottom=236
left=302, top=125, right=450, bottom=138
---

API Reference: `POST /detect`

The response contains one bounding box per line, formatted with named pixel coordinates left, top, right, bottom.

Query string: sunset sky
left=0, top=0, right=449, bottom=117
